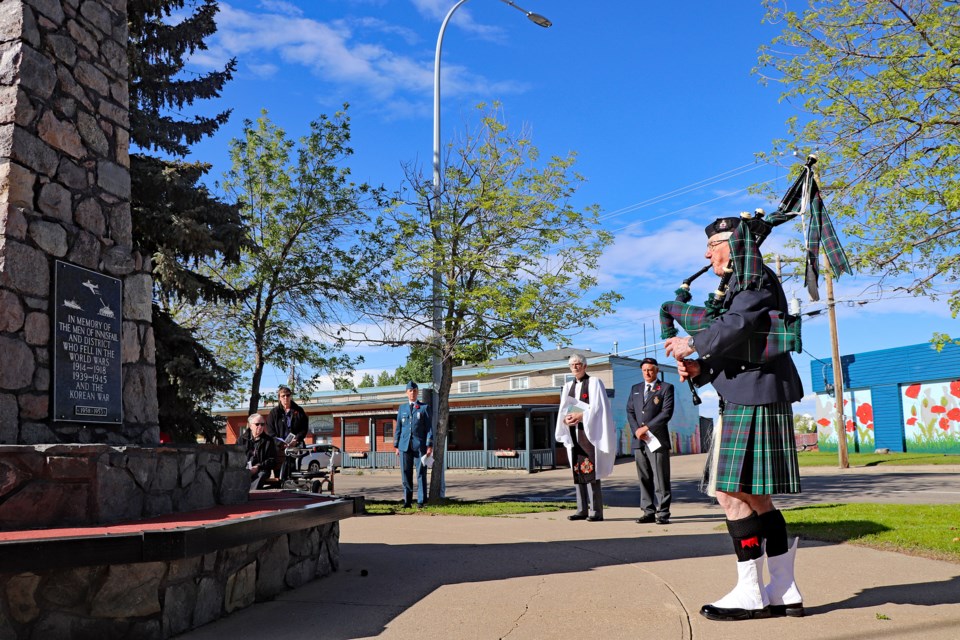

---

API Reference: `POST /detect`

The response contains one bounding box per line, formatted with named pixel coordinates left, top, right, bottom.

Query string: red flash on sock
left=740, top=536, right=761, bottom=549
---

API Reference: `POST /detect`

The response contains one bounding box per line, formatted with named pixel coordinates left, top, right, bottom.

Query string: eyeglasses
left=706, top=239, right=726, bottom=250
left=569, top=363, right=585, bottom=368
left=251, top=421, right=266, bottom=425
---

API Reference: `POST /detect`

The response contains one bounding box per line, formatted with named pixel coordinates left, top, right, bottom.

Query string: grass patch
left=363, top=499, right=574, bottom=517
left=784, top=503, right=960, bottom=563
left=797, top=452, right=960, bottom=467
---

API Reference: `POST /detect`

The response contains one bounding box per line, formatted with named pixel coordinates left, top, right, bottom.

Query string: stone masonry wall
left=0, top=444, right=249, bottom=530
left=0, top=0, right=158, bottom=444
left=0, top=521, right=341, bottom=638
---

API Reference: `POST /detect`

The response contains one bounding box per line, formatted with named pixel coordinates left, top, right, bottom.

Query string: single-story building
left=810, top=341, right=960, bottom=453
left=219, top=348, right=705, bottom=471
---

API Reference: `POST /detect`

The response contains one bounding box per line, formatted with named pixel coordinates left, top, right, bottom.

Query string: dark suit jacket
left=626, top=380, right=675, bottom=451
left=692, top=266, right=803, bottom=405
left=266, top=402, right=309, bottom=442
left=394, top=401, right=433, bottom=453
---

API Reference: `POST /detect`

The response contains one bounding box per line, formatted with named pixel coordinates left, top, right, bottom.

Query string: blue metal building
left=810, top=342, right=960, bottom=453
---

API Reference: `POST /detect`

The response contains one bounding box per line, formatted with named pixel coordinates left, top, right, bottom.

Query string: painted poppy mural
left=814, top=389, right=874, bottom=452
left=901, top=378, right=960, bottom=453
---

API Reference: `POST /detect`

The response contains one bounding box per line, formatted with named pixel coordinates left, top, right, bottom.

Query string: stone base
left=0, top=521, right=341, bottom=639
left=0, top=444, right=249, bottom=530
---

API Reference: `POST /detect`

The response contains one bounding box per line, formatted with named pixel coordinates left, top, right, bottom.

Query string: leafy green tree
left=794, top=413, right=817, bottom=434
left=373, top=345, right=434, bottom=387
left=349, top=105, right=620, bottom=502
left=356, top=373, right=377, bottom=388
left=128, top=0, right=244, bottom=442
left=190, top=108, right=381, bottom=415
left=757, top=0, right=960, bottom=343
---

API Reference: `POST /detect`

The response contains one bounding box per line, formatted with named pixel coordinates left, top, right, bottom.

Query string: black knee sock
left=726, top=512, right=765, bottom=562
left=759, top=509, right=788, bottom=557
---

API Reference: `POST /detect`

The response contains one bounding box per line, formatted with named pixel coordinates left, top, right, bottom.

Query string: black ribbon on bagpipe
left=659, top=155, right=853, bottom=405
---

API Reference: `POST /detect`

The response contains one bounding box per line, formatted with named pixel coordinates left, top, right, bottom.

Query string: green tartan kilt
left=714, top=401, right=801, bottom=495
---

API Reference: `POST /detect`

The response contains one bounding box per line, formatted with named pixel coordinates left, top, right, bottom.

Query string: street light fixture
left=430, top=0, right=552, bottom=493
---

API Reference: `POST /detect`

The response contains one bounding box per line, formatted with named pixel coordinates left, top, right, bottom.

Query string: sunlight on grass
left=797, top=452, right=960, bottom=467
left=784, top=503, right=960, bottom=563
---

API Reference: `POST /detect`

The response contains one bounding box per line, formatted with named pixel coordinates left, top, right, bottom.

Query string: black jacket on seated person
left=249, top=433, right=277, bottom=474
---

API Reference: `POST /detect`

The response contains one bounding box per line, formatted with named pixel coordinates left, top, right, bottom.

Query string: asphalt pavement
left=178, top=454, right=960, bottom=640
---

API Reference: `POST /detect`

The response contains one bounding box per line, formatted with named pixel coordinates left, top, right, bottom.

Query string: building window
left=309, top=416, right=334, bottom=434
left=383, top=420, right=394, bottom=439
left=344, top=420, right=360, bottom=435
left=458, top=380, right=480, bottom=393
left=552, top=373, right=575, bottom=387
left=510, top=376, right=529, bottom=390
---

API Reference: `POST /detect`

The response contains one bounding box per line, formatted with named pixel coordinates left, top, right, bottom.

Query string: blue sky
left=182, top=0, right=958, bottom=419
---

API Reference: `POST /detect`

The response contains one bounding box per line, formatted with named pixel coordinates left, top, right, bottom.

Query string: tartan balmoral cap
left=705, top=217, right=741, bottom=237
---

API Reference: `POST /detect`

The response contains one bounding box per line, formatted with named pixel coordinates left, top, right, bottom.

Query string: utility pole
left=823, top=253, right=849, bottom=469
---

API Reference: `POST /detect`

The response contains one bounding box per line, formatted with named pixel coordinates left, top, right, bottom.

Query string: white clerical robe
left=554, top=375, right=616, bottom=479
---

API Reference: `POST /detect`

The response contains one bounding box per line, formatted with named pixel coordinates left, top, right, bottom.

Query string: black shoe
left=770, top=603, right=805, bottom=618
left=417, top=503, right=424, bottom=508
left=656, top=517, right=670, bottom=525
left=402, top=502, right=412, bottom=509
left=635, top=514, right=656, bottom=524
left=567, top=514, right=587, bottom=521
left=586, top=515, right=603, bottom=522
left=700, top=604, right=772, bottom=621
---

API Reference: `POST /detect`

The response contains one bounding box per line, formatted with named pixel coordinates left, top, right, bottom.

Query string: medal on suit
left=654, top=397, right=660, bottom=404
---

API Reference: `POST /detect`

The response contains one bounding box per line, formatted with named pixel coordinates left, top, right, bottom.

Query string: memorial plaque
left=53, top=261, right=123, bottom=423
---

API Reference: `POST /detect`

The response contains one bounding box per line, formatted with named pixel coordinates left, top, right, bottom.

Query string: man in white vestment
left=555, top=353, right=616, bottom=521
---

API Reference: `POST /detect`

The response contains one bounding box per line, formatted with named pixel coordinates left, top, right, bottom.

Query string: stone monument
left=0, top=0, right=247, bottom=529
left=1, top=0, right=157, bottom=445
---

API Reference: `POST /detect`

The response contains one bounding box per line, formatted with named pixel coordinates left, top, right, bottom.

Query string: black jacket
left=249, top=433, right=277, bottom=473
left=267, top=401, right=309, bottom=442
left=692, top=266, right=803, bottom=406
left=626, top=380, right=675, bottom=450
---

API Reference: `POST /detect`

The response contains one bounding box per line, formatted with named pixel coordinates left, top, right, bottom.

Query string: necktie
left=645, top=384, right=653, bottom=401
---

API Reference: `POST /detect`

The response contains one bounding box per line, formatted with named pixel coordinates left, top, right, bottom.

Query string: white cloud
left=410, top=0, right=507, bottom=40
left=258, top=0, right=302, bottom=16
left=191, top=3, right=520, bottom=110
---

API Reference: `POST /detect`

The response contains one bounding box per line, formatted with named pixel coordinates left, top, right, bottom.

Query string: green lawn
left=784, top=503, right=960, bottom=563
left=797, top=451, right=960, bottom=467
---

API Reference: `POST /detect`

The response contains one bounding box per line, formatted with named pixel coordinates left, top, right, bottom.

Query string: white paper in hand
left=643, top=431, right=662, bottom=452
left=420, top=453, right=434, bottom=468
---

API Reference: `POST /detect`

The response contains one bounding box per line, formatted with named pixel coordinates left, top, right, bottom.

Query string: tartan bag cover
left=658, top=155, right=847, bottom=363
left=659, top=301, right=801, bottom=364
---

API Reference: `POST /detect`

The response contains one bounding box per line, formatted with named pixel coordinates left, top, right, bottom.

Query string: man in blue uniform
left=666, top=217, right=804, bottom=622
left=394, top=381, right=434, bottom=508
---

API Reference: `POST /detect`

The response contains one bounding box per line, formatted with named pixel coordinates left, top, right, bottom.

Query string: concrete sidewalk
left=179, top=458, right=960, bottom=640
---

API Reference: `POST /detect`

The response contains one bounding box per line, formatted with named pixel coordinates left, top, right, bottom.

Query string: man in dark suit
left=394, top=381, right=434, bottom=508
left=626, top=357, right=675, bottom=525
left=666, top=216, right=805, bottom=623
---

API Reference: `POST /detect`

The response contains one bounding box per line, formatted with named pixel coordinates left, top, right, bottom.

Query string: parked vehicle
left=299, top=443, right=342, bottom=473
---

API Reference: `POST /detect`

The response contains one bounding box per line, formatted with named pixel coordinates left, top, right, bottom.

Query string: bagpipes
left=659, top=155, right=852, bottom=404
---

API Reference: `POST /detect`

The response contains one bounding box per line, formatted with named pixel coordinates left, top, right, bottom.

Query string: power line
left=600, top=161, right=770, bottom=222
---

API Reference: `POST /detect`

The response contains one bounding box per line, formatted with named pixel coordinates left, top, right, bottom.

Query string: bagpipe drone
left=659, top=155, right=853, bottom=404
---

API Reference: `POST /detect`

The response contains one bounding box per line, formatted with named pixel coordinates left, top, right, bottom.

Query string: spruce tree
left=128, top=0, right=243, bottom=442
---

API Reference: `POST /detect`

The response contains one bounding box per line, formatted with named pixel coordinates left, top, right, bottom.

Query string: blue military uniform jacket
left=692, top=266, right=803, bottom=406
left=394, top=401, right=433, bottom=453
left=626, top=380, right=675, bottom=451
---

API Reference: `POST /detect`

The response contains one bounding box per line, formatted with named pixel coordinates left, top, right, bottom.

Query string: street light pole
left=430, top=0, right=551, bottom=497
